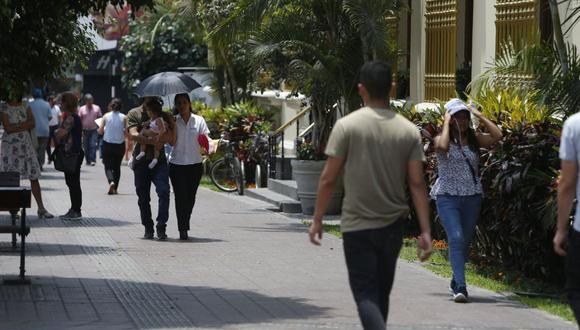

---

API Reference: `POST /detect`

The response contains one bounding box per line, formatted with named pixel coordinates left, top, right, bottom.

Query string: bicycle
left=209, top=137, right=245, bottom=195
left=241, top=131, right=269, bottom=188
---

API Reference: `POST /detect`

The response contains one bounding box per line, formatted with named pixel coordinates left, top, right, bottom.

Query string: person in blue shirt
left=28, top=88, right=52, bottom=170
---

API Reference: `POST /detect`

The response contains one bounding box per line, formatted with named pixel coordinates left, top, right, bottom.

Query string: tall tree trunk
left=361, top=31, right=371, bottom=62
left=217, top=46, right=238, bottom=105
left=549, top=0, right=569, bottom=75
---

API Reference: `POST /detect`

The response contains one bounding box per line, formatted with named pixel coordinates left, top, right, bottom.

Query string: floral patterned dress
left=0, top=104, right=41, bottom=180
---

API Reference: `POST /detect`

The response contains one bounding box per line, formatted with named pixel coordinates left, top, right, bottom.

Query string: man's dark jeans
left=133, top=161, right=170, bottom=231
left=567, top=229, right=580, bottom=324
left=82, top=129, right=98, bottom=163
left=343, top=220, right=403, bottom=330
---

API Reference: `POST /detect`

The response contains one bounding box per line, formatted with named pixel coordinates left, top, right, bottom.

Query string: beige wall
left=252, top=92, right=308, bottom=157
left=408, top=0, right=580, bottom=103
left=470, top=0, right=496, bottom=81
left=560, top=0, right=580, bottom=49
left=409, top=0, right=426, bottom=103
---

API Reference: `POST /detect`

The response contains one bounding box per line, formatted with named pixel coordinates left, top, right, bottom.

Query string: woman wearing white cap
left=431, top=98, right=502, bottom=302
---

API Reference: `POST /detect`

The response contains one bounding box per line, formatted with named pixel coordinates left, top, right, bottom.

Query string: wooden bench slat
left=0, top=188, right=31, bottom=209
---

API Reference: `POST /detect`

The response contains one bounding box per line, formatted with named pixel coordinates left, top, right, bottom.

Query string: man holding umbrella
left=128, top=72, right=200, bottom=240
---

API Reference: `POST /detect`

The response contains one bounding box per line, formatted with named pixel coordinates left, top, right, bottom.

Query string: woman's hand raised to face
left=443, top=111, right=452, bottom=125
left=467, top=103, right=483, bottom=118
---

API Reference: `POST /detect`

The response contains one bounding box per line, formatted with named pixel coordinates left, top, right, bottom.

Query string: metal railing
left=268, top=106, right=311, bottom=179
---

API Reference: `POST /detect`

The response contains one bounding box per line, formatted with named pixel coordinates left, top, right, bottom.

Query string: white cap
left=444, top=98, right=469, bottom=116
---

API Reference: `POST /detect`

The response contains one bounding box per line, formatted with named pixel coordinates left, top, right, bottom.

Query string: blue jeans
left=82, top=129, right=98, bottom=163
left=133, top=160, right=170, bottom=230
left=436, top=194, right=482, bottom=289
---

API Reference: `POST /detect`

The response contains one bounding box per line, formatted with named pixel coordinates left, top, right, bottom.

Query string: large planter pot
left=291, top=159, right=343, bottom=216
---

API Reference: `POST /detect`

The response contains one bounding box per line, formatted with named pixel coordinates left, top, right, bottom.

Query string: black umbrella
left=133, top=71, right=201, bottom=97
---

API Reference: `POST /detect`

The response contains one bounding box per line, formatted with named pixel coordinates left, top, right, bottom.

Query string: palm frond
left=207, top=0, right=288, bottom=45
left=561, top=0, right=580, bottom=35
left=343, top=0, right=397, bottom=60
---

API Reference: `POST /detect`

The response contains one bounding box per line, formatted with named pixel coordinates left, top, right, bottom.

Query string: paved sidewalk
left=0, top=163, right=575, bottom=329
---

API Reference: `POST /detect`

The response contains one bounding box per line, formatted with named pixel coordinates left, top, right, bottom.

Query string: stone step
left=267, top=179, right=298, bottom=200
left=245, top=188, right=302, bottom=213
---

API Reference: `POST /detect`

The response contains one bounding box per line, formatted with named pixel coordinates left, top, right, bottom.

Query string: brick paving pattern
left=0, top=161, right=575, bottom=329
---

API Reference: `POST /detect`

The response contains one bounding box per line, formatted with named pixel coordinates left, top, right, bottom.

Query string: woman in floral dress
left=0, top=95, right=54, bottom=218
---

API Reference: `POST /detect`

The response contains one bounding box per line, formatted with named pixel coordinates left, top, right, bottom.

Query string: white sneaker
left=148, top=158, right=158, bottom=169
left=453, top=292, right=467, bottom=303
left=453, top=287, right=469, bottom=303
left=135, top=151, right=146, bottom=160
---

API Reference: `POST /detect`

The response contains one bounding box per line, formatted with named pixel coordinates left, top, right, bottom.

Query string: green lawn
left=306, top=222, right=576, bottom=323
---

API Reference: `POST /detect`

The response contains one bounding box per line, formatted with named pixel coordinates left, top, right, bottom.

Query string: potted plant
left=202, top=0, right=406, bottom=214
left=291, top=139, right=343, bottom=215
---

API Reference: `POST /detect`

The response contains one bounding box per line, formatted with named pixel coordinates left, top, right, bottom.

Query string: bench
left=0, top=172, right=32, bottom=285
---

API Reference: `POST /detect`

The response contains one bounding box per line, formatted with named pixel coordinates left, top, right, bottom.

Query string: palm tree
left=549, top=0, right=568, bottom=74
left=469, top=40, right=580, bottom=118
left=207, top=0, right=406, bottom=158
left=155, top=0, right=246, bottom=105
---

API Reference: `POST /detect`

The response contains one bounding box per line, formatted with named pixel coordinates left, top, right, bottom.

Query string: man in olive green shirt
left=309, top=61, right=432, bottom=329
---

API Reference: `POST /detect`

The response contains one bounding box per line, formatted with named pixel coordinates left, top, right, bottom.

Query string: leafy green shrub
left=472, top=87, right=563, bottom=281
left=197, top=101, right=274, bottom=184
left=296, top=141, right=315, bottom=160
left=397, top=87, right=564, bottom=283
left=120, top=7, right=207, bottom=91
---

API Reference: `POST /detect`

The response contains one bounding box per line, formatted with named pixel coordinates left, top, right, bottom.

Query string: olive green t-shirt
left=126, top=105, right=167, bottom=163
left=325, top=106, right=425, bottom=233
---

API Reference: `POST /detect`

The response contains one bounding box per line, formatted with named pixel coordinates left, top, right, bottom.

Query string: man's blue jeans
left=436, top=194, right=482, bottom=289
left=133, top=161, right=170, bottom=230
left=83, top=129, right=98, bottom=163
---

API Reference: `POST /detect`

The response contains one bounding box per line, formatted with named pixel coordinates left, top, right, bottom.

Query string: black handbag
left=52, top=145, right=80, bottom=173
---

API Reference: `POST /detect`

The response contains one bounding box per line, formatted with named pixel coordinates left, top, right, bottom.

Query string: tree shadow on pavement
left=0, top=275, right=336, bottom=329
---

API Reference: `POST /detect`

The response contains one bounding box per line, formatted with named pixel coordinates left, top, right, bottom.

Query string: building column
left=559, top=1, right=580, bottom=48
left=410, top=0, right=426, bottom=103
left=471, top=0, right=496, bottom=81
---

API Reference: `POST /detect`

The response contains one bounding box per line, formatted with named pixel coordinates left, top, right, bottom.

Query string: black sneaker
left=453, top=286, right=469, bottom=303
left=61, top=210, right=82, bottom=219
left=157, top=228, right=167, bottom=240
left=179, top=231, right=188, bottom=240
left=60, top=210, right=74, bottom=219
left=144, top=228, right=154, bottom=239
left=69, top=210, right=82, bottom=219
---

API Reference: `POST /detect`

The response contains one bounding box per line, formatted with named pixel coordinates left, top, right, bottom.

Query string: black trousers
left=567, top=229, right=580, bottom=324
left=65, top=151, right=84, bottom=212
left=169, top=163, right=203, bottom=232
left=46, top=125, right=58, bottom=159
left=343, top=220, right=403, bottom=330
left=102, top=141, right=125, bottom=189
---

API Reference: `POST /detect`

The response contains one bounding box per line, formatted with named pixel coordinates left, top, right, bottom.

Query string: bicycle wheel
left=233, top=158, right=245, bottom=195
left=210, top=158, right=238, bottom=192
